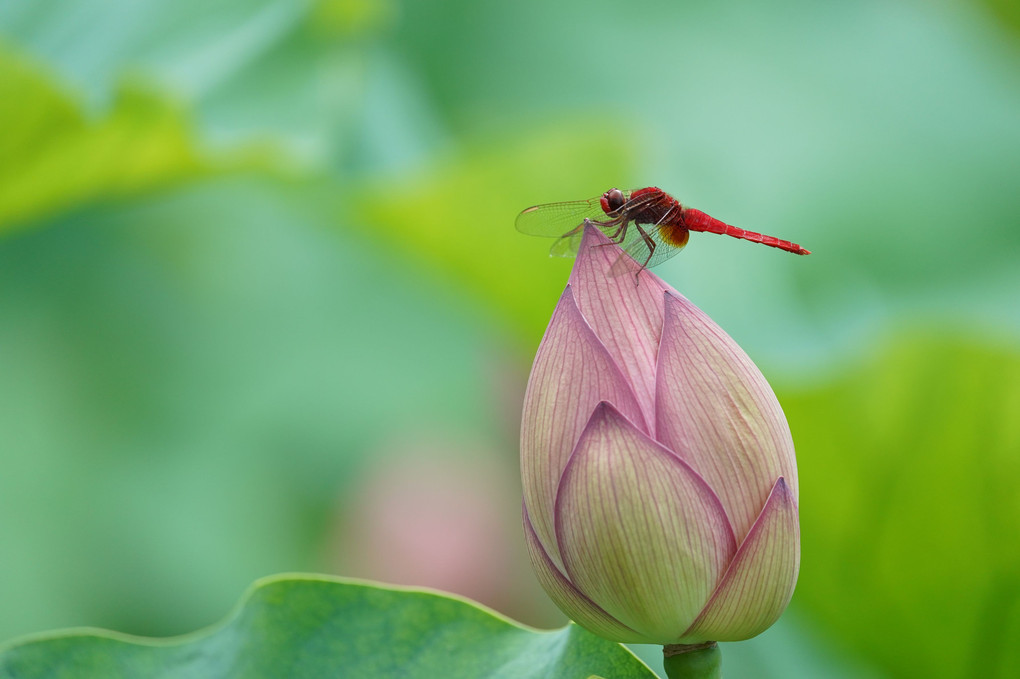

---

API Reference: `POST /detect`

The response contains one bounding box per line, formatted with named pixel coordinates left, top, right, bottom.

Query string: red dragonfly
left=516, top=187, right=810, bottom=270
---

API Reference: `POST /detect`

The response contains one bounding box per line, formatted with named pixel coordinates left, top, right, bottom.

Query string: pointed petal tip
left=679, top=476, right=800, bottom=642
left=589, top=398, right=619, bottom=420
left=661, top=288, right=702, bottom=321
left=575, top=400, right=649, bottom=446
left=580, top=220, right=612, bottom=246
left=548, top=284, right=579, bottom=322
left=558, top=282, right=574, bottom=302
left=769, top=476, right=797, bottom=510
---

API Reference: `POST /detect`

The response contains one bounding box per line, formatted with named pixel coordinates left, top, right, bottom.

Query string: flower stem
left=662, top=642, right=721, bottom=679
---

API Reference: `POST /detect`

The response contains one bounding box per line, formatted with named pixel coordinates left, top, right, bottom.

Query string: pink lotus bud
left=521, top=225, right=799, bottom=644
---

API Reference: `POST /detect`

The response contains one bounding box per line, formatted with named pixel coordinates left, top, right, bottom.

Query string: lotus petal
left=655, top=291, right=797, bottom=540
left=680, top=477, right=800, bottom=642
left=521, top=285, right=645, bottom=567
left=555, top=402, right=736, bottom=643
left=568, top=225, right=670, bottom=429
left=523, top=507, right=648, bottom=643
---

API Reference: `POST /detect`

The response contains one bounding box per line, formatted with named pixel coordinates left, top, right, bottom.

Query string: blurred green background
left=1, top=0, right=1018, bottom=677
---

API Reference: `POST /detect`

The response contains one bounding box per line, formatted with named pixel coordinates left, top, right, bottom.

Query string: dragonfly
left=516, top=187, right=810, bottom=271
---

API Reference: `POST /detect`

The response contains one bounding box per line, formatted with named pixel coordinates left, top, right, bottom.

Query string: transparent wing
left=621, top=223, right=689, bottom=269
left=601, top=223, right=690, bottom=277
left=514, top=197, right=604, bottom=237
left=516, top=190, right=666, bottom=260
left=549, top=229, right=585, bottom=258
left=516, top=196, right=611, bottom=259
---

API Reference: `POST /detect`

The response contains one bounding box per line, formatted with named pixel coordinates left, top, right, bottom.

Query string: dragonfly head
left=600, top=188, right=627, bottom=217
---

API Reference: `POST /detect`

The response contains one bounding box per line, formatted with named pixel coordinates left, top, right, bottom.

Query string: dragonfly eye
left=602, top=188, right=626, bottom=215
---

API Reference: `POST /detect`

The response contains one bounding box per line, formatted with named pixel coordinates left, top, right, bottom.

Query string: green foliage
left=785, top=333, right=1020, bottom=679
left=0, top=48, right=214, bottom=233
left=0, top=175, right=497, bottom=641
left=351, top=122, right=632, bottom=342
left=0, top=576, right=658, bottom=679
left=978, top=0, right=1020, bottom=38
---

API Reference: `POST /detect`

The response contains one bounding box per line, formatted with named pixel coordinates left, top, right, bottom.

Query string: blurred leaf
left=784, top=331, right=1020, bottom=679
left=977, top=0, right=1020, bottom=38
left=0, top=47, right=227, bottom=233
left=0, top=174, right=497, bottom=641
left=0, top=0, right=403, bottom=172
left=310, top=0, right=396, bottom=38
left=0, top=1, right=308, bottom=105
left=351, top=121, right=632, bottom=343
left=0, top=576, right=658, bottom=679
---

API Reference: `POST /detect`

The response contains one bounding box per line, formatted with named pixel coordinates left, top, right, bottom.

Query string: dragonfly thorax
left=614, top=187, right=681, bottom=228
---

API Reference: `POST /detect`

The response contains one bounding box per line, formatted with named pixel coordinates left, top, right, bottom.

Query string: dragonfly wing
left=549, top=229, right=585, bottom=258
left=514, top=197, right=603, bottom=237
left=619, top=223, right=689, bottom=269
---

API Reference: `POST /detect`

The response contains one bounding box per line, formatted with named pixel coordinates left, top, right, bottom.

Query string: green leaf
left=0, top=575, right=658, bottom=679
left=0, top=46, right=230, bottom=234
left=782, top=332, right=1020, bottom=679
left=0, top=0, right=398, bottom=174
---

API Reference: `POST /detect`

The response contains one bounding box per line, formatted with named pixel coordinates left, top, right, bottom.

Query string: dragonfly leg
left=591, top=220, right=629, bottom=249
left=633, top=224, right=656, bottom=284
left=614, top=221, right=630, bottom=243
left=605, top=218, right=628, bottom=242
left=582, top=215, right=626, bottom=240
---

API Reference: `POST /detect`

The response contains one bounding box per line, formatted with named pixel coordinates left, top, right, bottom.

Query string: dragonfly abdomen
left=682, top=208, right=810, bottom=255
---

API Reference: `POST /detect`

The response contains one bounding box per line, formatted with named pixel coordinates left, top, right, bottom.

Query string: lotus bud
left=521, top=224, right=799, bottom=645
